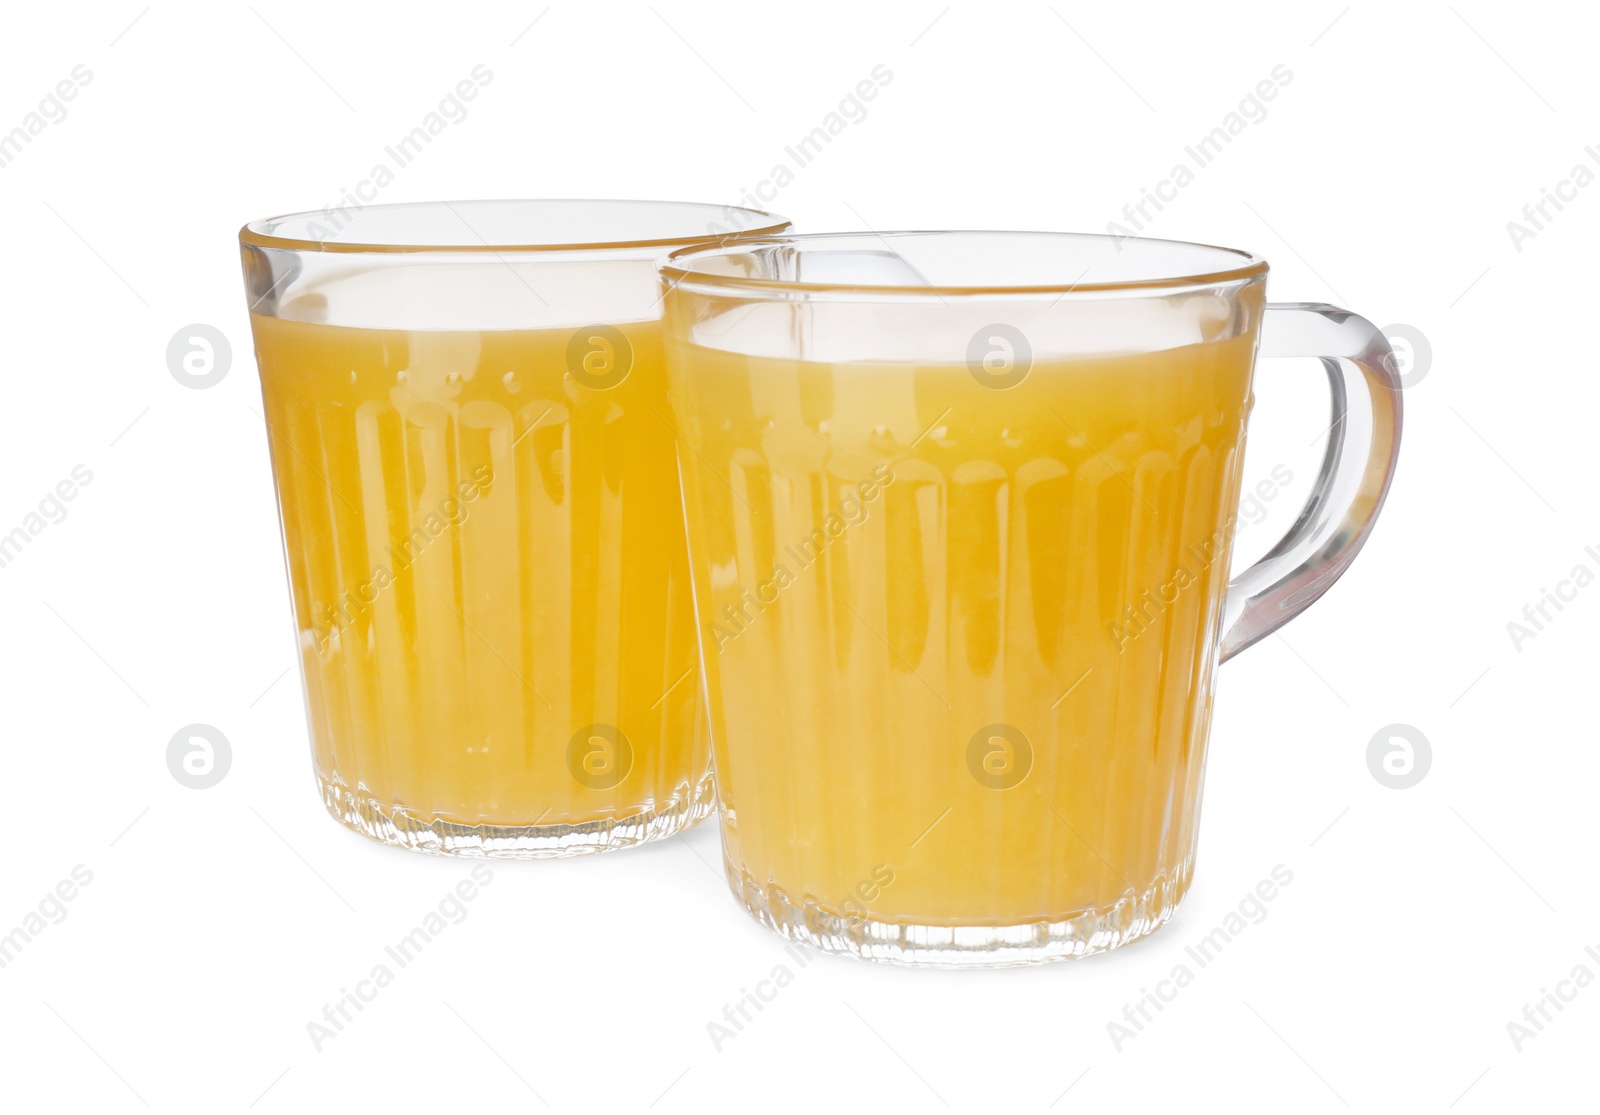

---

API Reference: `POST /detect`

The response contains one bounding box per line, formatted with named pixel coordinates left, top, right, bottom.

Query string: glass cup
left=239, top=199, right=790, bottom=856
left=660, top=231, right=1401, bottom=964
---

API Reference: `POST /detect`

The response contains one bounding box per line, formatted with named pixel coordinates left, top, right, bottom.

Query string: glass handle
left=1219, top=303, right=1403, bottom=662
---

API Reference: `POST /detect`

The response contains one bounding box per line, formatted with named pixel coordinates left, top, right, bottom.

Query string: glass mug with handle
left=660, top=231, right=1400, bottom=965
left=240, top=199, right=790, bottom=856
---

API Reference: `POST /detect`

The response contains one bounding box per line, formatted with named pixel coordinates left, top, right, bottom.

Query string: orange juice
left=668, top=334, right=1256, bottom=929
left=252, top=312, right=709, bottom=851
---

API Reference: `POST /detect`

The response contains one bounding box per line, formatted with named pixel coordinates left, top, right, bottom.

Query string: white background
left=1, top=1, right=1593, bottom=1111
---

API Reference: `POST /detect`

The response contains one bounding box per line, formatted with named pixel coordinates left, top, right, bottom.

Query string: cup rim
left=659, top=230, right=1270, bottom=298
left=239, top=198, right=792, bottom=254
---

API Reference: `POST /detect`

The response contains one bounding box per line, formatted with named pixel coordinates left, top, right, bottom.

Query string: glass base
left=724, top=854, right=1193, bottom=968
left=318, top=770, right=716, bottom=858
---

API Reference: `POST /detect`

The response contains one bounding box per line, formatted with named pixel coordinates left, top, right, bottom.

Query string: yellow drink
left=252, top=312, right=709, bottom=849
left=669, top=333, right=1256, bottom=932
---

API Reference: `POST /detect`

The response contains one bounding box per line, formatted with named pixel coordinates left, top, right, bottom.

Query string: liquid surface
left=668, top=334, right=1256, bottom=925
left=253, top=314, right=706, bottom=826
